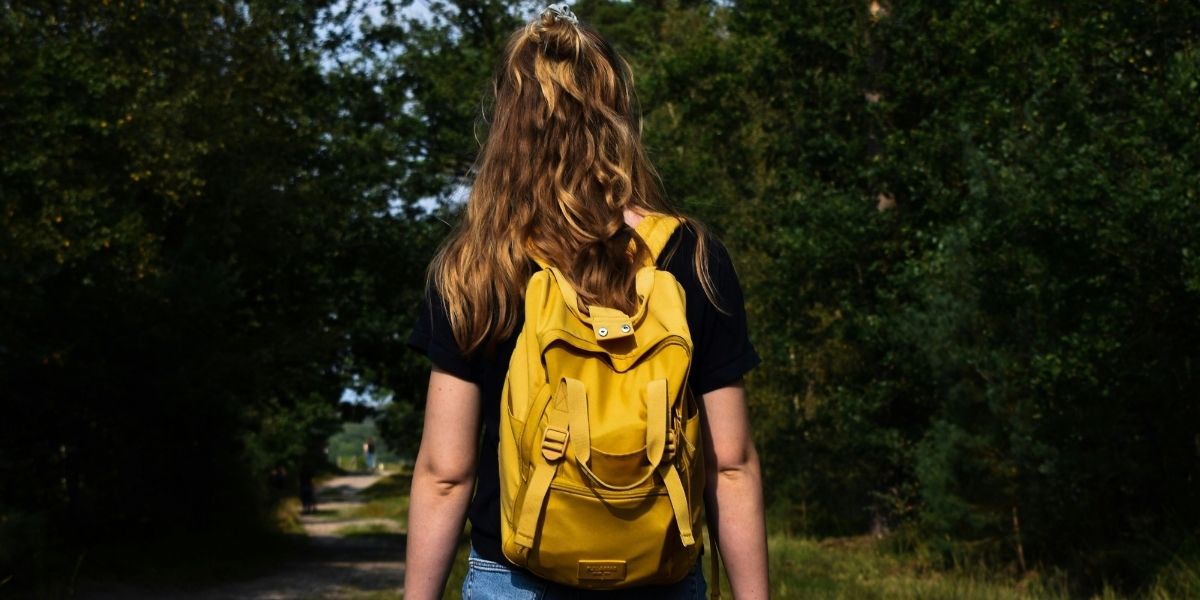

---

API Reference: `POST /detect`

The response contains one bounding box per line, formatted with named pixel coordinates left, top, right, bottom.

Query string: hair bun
left=534, top=5, right=583, bottom=61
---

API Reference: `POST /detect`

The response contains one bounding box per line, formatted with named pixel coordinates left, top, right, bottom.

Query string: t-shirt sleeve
left=667, top=229, right=761, bottom=395
left=407, top=285, right=479, bottom=385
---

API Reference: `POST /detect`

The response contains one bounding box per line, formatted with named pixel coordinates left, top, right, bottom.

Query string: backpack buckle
left=665, top=428, right=679, bottom=460
left=542, top=426, right=569, bottom=462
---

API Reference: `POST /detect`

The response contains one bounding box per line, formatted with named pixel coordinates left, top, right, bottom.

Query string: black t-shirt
left=407, top=225, right=760, bottom=567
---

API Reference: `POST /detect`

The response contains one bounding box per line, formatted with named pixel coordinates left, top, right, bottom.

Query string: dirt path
left=81, top=473, right=407, bottom=599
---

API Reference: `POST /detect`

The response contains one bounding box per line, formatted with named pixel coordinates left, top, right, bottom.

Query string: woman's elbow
left=708, top=441, right=762, bottom=482
left=413, top=451, right=475, bottom=494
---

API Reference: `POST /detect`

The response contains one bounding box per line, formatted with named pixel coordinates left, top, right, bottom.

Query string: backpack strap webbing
left=513, top=389, right=571, bottom=548
left=563, top=378, right=696, bottom=548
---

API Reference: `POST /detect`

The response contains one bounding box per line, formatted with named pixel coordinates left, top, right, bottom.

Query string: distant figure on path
left=269, top=465, right=289, bottom=494
left=299, top=463, right=317, bottom=514
left=364, top=438, right=376, bottom=472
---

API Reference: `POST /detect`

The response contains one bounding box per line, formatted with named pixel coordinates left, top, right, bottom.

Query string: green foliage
left=874, top=2, right=1200, bottom=585
left=0, top=0, right=440, bottom=588
left=3, top=0, right=1198, bottom=595
left=615, top=0, right=1198, bottom=592
left=359, top=0, right=1200, bottom=592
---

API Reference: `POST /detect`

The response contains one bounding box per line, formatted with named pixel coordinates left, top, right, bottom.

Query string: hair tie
left=543, top=3, right=579, bottom=25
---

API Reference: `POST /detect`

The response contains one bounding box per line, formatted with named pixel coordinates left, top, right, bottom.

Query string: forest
left=2, top=0, right=1198, bottom=596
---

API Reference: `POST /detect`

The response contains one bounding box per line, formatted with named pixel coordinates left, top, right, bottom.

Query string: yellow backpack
left=499, top=214, right=705, bottom=589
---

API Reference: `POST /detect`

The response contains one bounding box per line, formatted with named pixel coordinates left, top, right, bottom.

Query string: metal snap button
left=597, top=327, right=608, bottom=337
left=620, top=324, right=632, bottom=333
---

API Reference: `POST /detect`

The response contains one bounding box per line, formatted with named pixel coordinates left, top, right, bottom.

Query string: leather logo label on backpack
left=577, top=560, right=626, bottom=582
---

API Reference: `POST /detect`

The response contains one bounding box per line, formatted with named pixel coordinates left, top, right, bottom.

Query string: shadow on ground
left=78, top=474, right=407, bottom=599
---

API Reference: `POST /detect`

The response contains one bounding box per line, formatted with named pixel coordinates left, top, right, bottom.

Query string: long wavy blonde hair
left=431, top=10, right=717, bottom=355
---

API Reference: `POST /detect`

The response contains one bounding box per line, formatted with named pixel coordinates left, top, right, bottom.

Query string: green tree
left=878, top=2, right=1200, bottom=583
left=0, top=0, right=439, bottom=588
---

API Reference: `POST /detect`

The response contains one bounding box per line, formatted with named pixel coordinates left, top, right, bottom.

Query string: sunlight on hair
left=429, top=8, right=721, bottom=355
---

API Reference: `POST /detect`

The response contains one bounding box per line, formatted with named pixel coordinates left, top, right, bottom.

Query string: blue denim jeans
left=462, top=547, right=707, bottom=599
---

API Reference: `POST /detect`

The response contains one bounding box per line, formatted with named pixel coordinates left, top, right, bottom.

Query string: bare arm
left=701, top=380, right=769, bottom=599
left=404, top=367, right=481, bottom=599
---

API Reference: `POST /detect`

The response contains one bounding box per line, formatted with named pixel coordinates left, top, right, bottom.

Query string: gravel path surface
left=80, top=473, right=407, bottom=599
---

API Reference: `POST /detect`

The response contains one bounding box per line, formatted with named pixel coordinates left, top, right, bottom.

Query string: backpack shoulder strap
left=634, top=213, right=682, bottom=264
left=526, top=213, right=682, bottom=271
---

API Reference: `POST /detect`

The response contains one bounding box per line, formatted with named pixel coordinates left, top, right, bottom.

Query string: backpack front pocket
left=525, top=484, right=696, bottom=589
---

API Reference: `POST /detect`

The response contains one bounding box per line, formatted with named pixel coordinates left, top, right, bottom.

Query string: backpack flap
left=586, top=305, right=635, bottom=342
left=536, top=267, right=688, bottom=372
